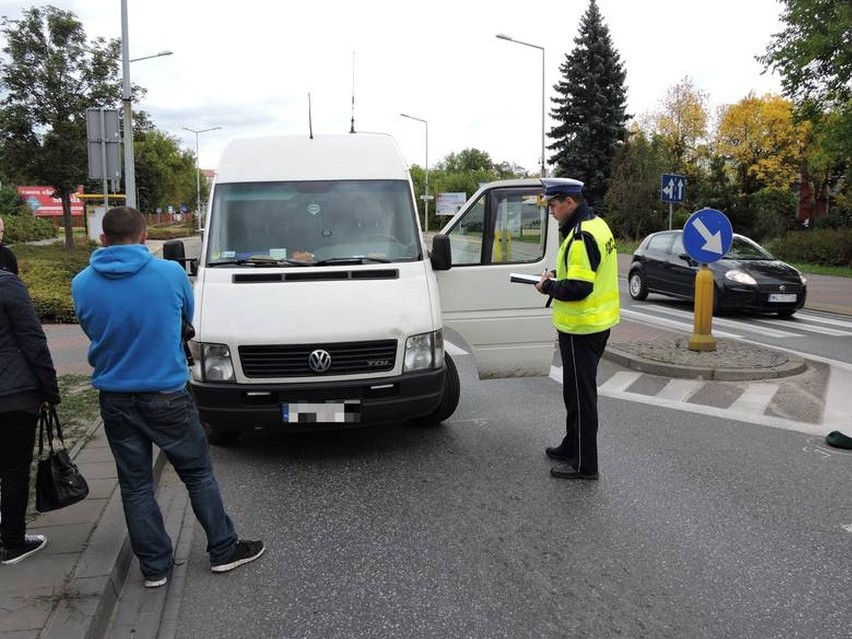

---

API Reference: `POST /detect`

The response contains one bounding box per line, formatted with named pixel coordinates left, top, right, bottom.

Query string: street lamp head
left=496, top=33, right=513, bottom=41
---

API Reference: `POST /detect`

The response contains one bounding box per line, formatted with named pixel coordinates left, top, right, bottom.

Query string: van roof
left=215, top=133, right=411, bottom=183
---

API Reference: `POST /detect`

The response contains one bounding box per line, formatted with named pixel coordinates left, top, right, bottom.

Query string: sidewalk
left=2, top=242, right=848, bottom=638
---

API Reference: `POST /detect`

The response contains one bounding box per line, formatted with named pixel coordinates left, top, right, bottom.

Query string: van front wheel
left=412, top=354, right=460, bottom=427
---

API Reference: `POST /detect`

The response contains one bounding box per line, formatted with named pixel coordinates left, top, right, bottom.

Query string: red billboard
left=17, top=186, right=85, bottom=217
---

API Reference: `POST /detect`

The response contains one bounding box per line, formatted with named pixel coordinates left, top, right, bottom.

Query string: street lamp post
left=496, top=33, right=546, bottom=177
left=183, top=126, right=222, bottom=222
left=400, top=113, right=429, bottom=232
left=121, top=0, right=173, bottom=210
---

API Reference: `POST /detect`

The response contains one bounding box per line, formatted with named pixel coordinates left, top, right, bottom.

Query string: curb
left=40, top=439, right=168, bottom=639
left=604, top=343, right=808, bottom=381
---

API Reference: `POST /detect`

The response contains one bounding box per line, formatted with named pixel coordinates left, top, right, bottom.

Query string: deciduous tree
left=758, top=0, right=851, bottom=107
left=0, top=6, right=121, bottom=248
left=716, top=93, right=804, bottom=195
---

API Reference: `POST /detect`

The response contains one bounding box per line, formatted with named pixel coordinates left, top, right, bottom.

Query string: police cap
left=541, top=177, right=584, bottom=202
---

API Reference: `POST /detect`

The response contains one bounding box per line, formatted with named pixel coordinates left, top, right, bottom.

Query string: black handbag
left=35, top=405, right=89, bottom=513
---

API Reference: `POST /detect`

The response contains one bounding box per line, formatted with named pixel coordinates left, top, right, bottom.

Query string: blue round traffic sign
left=683, top=208, right=733, bottom=263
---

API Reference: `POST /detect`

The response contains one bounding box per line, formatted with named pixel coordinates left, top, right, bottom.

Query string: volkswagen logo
left=308, top=349, right=332, bottom=373
left=779, top=285, right=786, bottom=292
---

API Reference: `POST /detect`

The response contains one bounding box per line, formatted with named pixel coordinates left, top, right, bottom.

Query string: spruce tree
left=548, top=0, right=628, bottom=209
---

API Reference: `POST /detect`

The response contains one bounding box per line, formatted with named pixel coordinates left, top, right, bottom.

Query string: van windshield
left=206, top=180, right=421, bottom=265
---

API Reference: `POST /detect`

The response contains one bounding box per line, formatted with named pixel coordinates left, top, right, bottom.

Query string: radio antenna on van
left=308, top=92, right=314, bottom=139
left=349, top=51, right=356, bottom=134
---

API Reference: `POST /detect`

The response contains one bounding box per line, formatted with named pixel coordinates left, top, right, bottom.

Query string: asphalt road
left=172, top=355, right=851, bottom=639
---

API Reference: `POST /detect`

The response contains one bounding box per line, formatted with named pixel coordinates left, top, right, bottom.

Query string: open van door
left=434, top=180, right=558, bottom=379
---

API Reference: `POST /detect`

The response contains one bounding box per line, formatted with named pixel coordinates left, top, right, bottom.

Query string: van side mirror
left=430, top=234, right=451, bottom=271
left=163, top=239, right=186, bottom=263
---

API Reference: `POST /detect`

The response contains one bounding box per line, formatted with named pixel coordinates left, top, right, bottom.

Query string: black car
left=627, top=230, right=807, bottom=317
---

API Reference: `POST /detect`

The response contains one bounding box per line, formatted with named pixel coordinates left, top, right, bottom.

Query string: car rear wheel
left=628, top=270, right=648, bottom=300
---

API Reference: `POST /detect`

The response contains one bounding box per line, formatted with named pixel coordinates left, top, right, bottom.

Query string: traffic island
left=604, top=337, right=807, bottom=381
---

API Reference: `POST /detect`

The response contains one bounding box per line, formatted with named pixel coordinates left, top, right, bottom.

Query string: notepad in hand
left=509, top=273, right=540, bottom=285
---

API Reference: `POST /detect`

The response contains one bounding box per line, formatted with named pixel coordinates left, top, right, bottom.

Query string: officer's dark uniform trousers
left=557, top=328, right=610, bottom=475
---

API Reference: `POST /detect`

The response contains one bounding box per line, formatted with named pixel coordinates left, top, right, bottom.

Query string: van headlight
left=403, top=330, right=444, bottom=372
left=191, top=342, right=235, bottom=382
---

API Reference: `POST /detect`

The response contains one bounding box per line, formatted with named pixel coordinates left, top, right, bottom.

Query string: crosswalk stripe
left=657, top=379, right=703, bottom=402
left=728, top=383, right=779, bottom=414
left=794, top=312, right=852, bottom=329
left=645, top=305, right=801, bottom=338
left=619, top=308, right=742, bottom=338
left=598, top=370, right=642, bottom=393
left=747, top=318, right=850, bottom=337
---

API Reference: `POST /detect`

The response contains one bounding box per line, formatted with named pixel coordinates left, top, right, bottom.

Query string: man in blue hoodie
left=72, top=207, right=264, bottom=588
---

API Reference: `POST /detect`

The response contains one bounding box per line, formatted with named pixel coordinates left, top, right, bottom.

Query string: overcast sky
left=2, top=0, right=785, bottom=175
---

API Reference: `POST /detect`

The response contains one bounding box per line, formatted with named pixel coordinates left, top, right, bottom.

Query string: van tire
left=412, top=354, right=460, bottom=426
left=204, top=423, right=241, bottom=445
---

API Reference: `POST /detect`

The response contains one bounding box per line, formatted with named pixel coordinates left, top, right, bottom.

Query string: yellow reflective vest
left=551, top=216, right=620, bottom=334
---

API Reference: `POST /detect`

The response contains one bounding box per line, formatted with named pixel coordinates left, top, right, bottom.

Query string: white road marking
left=597, top=370, right=642, bottom=393
left=646, top=305, right=801, bottom=338
left=748, top=317, right=851, bottom=337
left=620, top=308, right=742, bottom=338
left=657, top=379, right=703, bottom=402
left=822, top=366, right=852, bottom=430
left=550, top=365, right=827, bottom=436
left=728, top=383, right=779, bottom=414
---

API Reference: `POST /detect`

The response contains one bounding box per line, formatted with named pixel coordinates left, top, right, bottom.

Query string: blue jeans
left=99, top=389, right=237, bottom=579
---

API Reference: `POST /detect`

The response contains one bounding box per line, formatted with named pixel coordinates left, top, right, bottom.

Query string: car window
left=490, top=191, right=547, bottom=264
left=671, top=234, right=685, bottom=257
left=447, top=193, right=485, bottom=265
left=446, top=187, right=546, bottom=266
left=646, top=233, right=673, bottom=254
left=727, top=235, right=773, bottom=260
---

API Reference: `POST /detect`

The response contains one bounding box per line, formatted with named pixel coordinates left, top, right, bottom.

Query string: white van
left=165, top=134, right=558, bottom=443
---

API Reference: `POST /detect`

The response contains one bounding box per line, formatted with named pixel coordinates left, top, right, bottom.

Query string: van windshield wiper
left=207, top=257, right=311, bottom=267
left=312, top=256, right=392, bottom=266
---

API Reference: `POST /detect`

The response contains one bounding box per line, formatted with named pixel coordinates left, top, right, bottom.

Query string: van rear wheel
left=412, top=354, right=460, bottom=426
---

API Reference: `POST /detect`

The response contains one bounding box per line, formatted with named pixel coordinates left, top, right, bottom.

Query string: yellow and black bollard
left=689, top=265, right=716, bottom=352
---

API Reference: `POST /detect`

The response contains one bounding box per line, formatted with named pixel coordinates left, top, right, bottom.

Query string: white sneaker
left=1, top=534, right=47, bottom=565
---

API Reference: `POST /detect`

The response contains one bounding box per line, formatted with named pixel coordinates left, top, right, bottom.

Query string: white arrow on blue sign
left=660, top=173, right=686, bottom=203
left=683, top=208, right=733, bottom=263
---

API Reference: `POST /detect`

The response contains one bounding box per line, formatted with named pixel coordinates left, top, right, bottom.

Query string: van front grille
left=239, top=340, right=397, bottom=378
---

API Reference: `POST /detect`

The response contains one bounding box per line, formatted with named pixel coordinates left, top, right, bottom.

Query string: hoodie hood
left=90, top=244, right=152, bottom=279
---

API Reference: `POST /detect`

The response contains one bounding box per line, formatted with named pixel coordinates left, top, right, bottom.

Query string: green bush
left=145, top=224, right=196, bottom=240
left=15, top=242, right=95, bottom=322
left=765, top=229, right=852, bottom=267
left=750, top=187, right=796, bottom=242
left=3, top=211, right=57, bottom=243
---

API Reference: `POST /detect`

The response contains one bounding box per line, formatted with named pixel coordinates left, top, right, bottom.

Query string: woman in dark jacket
left=0, top=270, right=60, bottom=565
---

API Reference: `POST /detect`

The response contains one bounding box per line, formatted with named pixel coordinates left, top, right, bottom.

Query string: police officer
left=535, top=178, right=620, bottom=480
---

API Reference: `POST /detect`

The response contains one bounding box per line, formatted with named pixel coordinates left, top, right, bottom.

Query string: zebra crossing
left=553, top=365, right=830, bottom=437
left=620, top=305, right=852, bottom=340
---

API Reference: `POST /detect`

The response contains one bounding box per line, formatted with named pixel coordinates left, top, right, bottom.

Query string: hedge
left=765, top=229, right=852, bottom=267
left=14, top=242, right=95, bottom=322
left=3, top=212, right=57, bottom=243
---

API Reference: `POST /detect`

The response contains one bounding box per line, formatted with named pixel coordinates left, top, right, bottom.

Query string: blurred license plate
left=768, top=293, right=797, bottom=303
left=282, top=401, right=360, bottom=424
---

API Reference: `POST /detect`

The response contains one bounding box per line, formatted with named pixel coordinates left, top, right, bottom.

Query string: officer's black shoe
left=550, top=465, right=598, bottom=480
left=545, top=446, right=572, bottom=462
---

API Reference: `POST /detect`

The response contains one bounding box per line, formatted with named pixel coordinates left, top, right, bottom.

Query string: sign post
left=682, top=208, right=733, bottom=352
left=660, top=173, right=686, bottom=229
